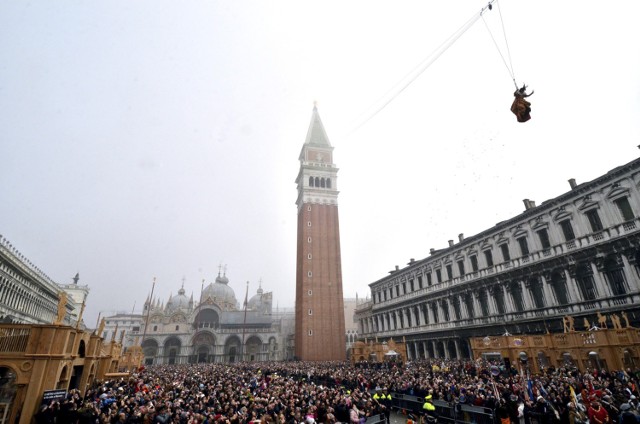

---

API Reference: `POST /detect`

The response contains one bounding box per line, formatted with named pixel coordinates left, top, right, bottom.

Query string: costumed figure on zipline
left=510, top=84, right=534, bottom=122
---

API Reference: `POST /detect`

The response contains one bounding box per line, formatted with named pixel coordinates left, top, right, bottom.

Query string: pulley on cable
left=482, top=1, right=534, bottom=122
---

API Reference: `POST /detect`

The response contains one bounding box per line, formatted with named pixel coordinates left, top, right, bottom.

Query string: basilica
left=105, top=271, right=295, bottom=365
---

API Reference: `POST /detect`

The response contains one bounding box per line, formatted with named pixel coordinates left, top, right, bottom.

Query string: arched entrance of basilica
left=164, top=337, right=182, bottom=365
left=245, top=336, right=262, bottom=361
left=192, top=332, right=216, bottom=363
left=142, top=339, right=159, bottom=365
left=225, top=336, right=241, bottom=363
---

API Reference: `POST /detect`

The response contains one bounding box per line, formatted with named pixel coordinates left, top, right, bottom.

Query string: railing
left=362, top=292, right=639, bottom=338
left=391, top=393, right=494, bottom=424
left=0, top=327, right=30, bottom=353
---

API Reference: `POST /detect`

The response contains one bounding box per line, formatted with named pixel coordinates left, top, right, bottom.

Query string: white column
left=539, top=274, right=555, bottom=307
left=590, top=261, right=608, bottom=297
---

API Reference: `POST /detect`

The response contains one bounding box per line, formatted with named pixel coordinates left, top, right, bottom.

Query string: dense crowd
left=34, top=359, right=640, bottom=424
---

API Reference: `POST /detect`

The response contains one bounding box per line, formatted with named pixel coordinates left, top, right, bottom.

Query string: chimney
left=409, top=258, right=415, bottom=264
left=448, top=240, right=454, bottom=247
left=523, top=199, right=530, bottom=210
left=568, top=178, right=577, bottom=189
left=395, top=265, right=399, bottom=271
left=430, top=248, right=435, bottom=255
left=458, top=233, right=464, bottom=243
left=529, top=200, right=536, bottom=208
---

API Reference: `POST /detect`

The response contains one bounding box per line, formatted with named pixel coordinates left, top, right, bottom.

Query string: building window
left=436, top=269, right=442, bottom=283
left=452, top=298, right=461, bottom=320
left=484, top=250, right=494, bottom=267
left=517, top=237, right=530, bottom=256
left=614, top=197, right=635, bottom=221
left=494, top=289, right=505, bottom=314
left=470, top=256, right=478, bottom=272
left=457, top=260, right=465, bottom=276
left=307, top=205, right=311, bottom=211
left=308, top=330, right=313, bottom=336
left=479, top=290, right=489, bottom=316
left=409, top=279, right=415, bottom=292
left=427, top=273, right=432, bottom=285
left=309, top=176, right=314, bottom=187
left=500, top=244, right=511, bottom=262
left=308, top=290, right=312, bottom=295
left=537, top=228, right=551, bottom=249
left=575, top=263, right=597, bottom=300
left=465, top=294, right=475, bottom=318
left=395, top=285, right=400, bottom=297
left=586, top=209, right=604, bottom=232
left=326, top=178, right=332, bottom=188
left=308, top=309, right=312, bottom=315
left=529, top=279, right=545, bottom=308
left=175, top=325, right=179, bottom=331
left=442, top=301, right=450, bottom=321
left=510, top=284, right=524, bottom=312
left=307, top=237, right=312, bottom=243
left=559, top=220, right=576, bottom=241
left=307, top=253, right=312, bottom=259
left=446, top=265, right=453, bottom=280
left=603, top=256, right=627, bottom=296
left=308, top=271, right=312, bottom=277
left=307, top=221, right=311, bottom=227
left=153, top=326, right=158, bottom=331
left=402, top=282, right=407, bottom=294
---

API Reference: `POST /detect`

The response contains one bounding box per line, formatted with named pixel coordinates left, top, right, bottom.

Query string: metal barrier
left=365, top=413, right=387, bottom=424
left=390, top=393, right=495, bottom=424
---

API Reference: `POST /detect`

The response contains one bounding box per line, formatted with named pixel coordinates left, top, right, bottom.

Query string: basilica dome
left=166, top=286, right=190, bottom=312
left=201, top=272, right=237, bottom=309
left=248, top=285, right=264, bottom=310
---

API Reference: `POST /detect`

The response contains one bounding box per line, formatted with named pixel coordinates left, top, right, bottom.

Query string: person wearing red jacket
left=588, top=399, right=610, bottom=424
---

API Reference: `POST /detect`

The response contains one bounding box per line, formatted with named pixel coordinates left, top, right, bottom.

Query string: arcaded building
left=294, top=106, right=346, bottom=360
left=106, top=273, right=295, bottom=364
left=355, top=155, right=640, bottom=366
left=0, top=235, right=87, bottom=327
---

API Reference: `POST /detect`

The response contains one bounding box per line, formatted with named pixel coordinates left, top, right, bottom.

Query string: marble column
left=564, top=269, right=581, bottom=302
left=539, top=274, right=555, bottom=307
left=519, top=280, right=533, bottom=309
left=590, top=261, right=608, bottom=297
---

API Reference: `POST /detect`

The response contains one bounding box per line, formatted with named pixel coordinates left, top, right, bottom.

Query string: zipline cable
left=345, top=0, right=497, bottom=137
left=482, top=0, right=518, bottom=89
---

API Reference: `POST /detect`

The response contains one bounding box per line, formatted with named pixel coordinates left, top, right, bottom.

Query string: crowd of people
left=34, top=358, right=640, bottom=424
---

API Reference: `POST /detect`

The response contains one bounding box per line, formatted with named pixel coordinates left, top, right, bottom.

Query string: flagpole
left=141, top=277, right=156, bottom=354
left=241, top=281, right=249, bottom=362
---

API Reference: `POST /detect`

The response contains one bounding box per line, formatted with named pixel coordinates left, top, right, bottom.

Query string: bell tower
left=294, top=105, right=346, bottom=361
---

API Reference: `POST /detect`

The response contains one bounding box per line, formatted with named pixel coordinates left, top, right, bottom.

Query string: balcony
left=362, top=293, right=640, bottom=339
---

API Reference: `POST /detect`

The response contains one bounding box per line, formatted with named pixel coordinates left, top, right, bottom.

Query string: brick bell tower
left=294, top=105, right=346, bottom=361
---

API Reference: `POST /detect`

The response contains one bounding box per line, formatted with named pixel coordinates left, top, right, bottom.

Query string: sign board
left=41, top=389, right=67, bottom=404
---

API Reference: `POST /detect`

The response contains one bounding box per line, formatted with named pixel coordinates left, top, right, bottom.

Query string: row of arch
left=308, top=176, right=331, bottom=189
left=0, top=272, right=57, bottom=323
left=141, top=333, right=278, bottom=364
left=363, top=251, right=637, bottom=335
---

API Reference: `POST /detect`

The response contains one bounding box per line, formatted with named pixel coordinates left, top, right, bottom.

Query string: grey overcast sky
left=1, top=1, right=639, bottom=327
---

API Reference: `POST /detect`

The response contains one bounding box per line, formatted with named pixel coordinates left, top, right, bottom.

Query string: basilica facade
left=108, top=272, right=295, bottom=365
left=355, top=155, right=640, bottom=367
